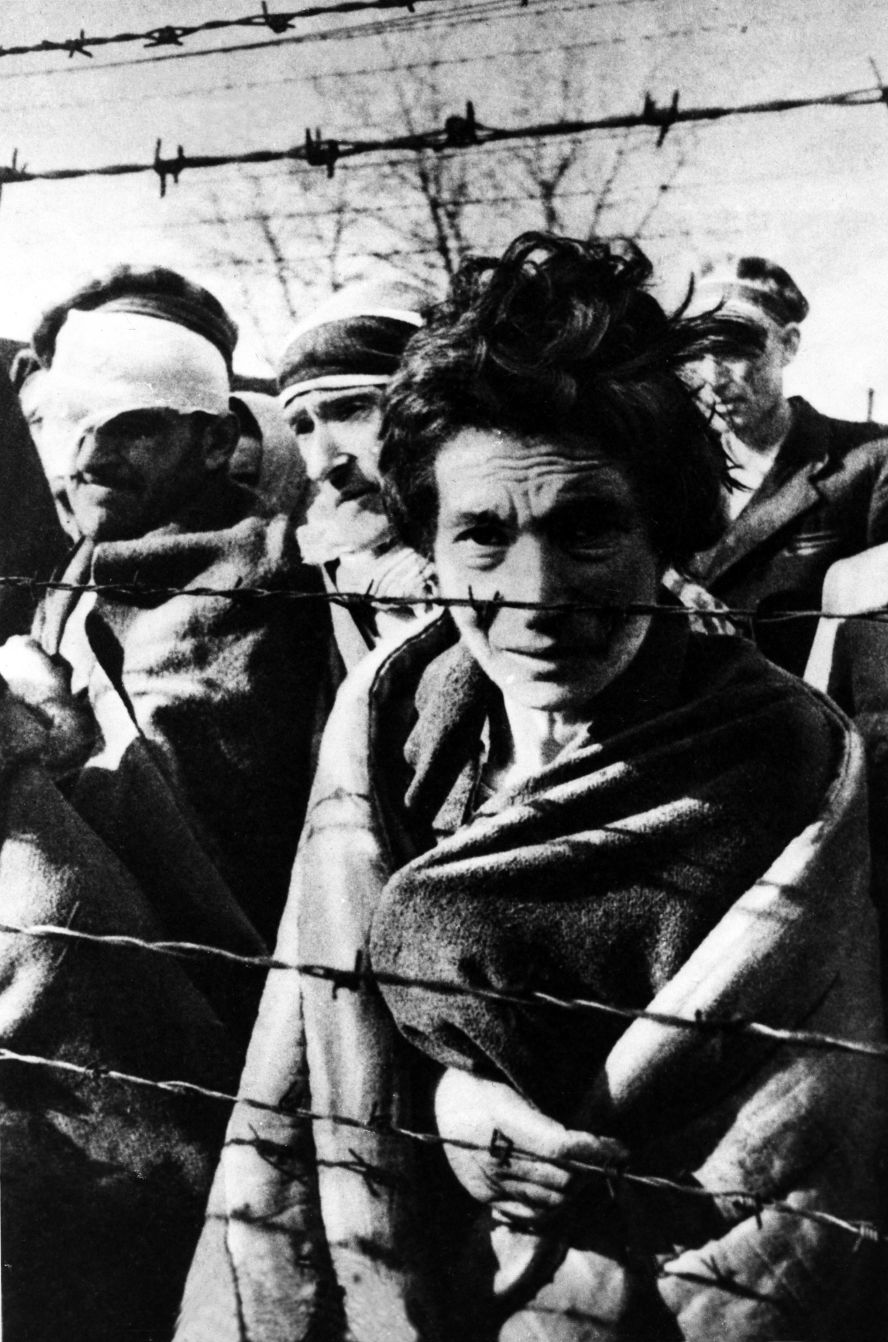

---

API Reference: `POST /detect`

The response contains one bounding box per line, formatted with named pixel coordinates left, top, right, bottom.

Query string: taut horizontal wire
left=0, top=1039, right=882, bottom=1246
left=0, top=1, right=438, bottom=62
left=2, top=78, right=888, bottom=191
left=0, top=920, right=885, bottom=1063
left=0, top=572, right=885, bottom=623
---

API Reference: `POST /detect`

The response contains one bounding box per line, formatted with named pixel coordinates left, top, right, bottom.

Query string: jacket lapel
left=694, top=400, right=835, bottom=586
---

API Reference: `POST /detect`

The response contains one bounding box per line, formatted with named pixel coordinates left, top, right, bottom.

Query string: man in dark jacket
left=688, top=256, right=888, bottom=674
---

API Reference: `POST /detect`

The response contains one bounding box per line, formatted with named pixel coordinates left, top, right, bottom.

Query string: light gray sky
left=2, top=0, right=888, bottom=417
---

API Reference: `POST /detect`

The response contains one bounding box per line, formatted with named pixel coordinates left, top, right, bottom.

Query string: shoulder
left=791, top=397, right=888, bottom=460
left=175, top=506, right=326, bottom=598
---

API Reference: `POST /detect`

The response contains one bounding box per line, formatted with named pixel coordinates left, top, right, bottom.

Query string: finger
left=483, top=1158, right=574, bottom=1197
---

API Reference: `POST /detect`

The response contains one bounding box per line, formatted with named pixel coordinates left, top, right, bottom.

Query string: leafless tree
left=198, top=38, right=695, bottom=344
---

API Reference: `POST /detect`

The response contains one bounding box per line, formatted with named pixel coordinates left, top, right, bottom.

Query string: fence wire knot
left=0, top=150, right=28, bottom=186
left=144, top=25, right=187, bottom=49
left=642, top=89, right=681, bottom=146
left=367, top=1102, right=393, bottom=1134
left=260, top=3, right=294, bottom=32
left=440, top=101, right=478, bottom=151
left=304, top=127, right=340, bottom=178
left=489, top=1127, right=515, bottom=1168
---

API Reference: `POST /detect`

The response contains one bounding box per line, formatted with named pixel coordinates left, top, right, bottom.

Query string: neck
left=735, top=397, right=793, bottom=453
left=488, top=696, right=590, bottom=788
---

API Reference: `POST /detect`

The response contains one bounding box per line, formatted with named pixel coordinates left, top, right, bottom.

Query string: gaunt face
left=285, top=386, right=385, bottom=527
left=63, top=407, right=212, bottom=542
left=696, top=319, right=798, bottom=443
left=432, top=427, right=662, bottom=717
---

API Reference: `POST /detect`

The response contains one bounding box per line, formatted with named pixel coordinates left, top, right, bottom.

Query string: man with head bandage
left=687, top=255, right=888, bottom=674
left=277, top=277, right=436, bottom=670
left=8, top=265, right=328, bottom=946
left=0, top=266, right=331, bottom=1340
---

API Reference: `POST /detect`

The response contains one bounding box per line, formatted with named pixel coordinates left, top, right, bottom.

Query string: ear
left=200, top=412, right=239, bottom=471
left=778, top=324, right=801, bottom=367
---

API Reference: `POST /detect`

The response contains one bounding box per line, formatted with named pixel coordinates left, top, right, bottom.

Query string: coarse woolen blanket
left=176, top=616, right=886, bottom=1342
left=34, top=475, right=331, bottom=946
left=0, top=685, right=244, bottom=1342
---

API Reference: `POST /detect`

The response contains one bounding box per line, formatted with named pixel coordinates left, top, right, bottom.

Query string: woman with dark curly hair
left=177, top=235, right=884, bottom=1342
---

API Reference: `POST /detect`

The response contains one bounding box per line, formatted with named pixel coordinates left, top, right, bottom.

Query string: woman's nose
left=507, top=537, right=570, bottom=614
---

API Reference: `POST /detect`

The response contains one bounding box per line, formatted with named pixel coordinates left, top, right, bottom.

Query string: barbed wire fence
left=0, top=913, right=884, bottom=1251
left=3, top=78, right=888, bottom=197
left=2, top=8, right=888, bottom=1317
left=0, top=576, right=885, bottom=624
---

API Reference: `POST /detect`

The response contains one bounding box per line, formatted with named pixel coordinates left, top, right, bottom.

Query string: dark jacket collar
left=691, top=397, right=836, bottom=587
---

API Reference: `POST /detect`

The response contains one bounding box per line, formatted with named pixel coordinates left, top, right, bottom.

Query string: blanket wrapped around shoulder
left=34, top=476, right=332, bottom=945
left=0, top=682, right=251, bottom=1342
left=176, top=616, right=886, bottom=1342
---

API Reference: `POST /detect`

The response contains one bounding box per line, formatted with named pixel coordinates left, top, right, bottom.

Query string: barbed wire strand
left=0, top=0, right=444, bottom=63
left=0, top=19, right=753, bottom=117
left=1, top=78, right=886, bottom=194
left=0, top=574, right=884, bottom=625
left=0, top=919, right=885, bottom=1063
left=0, top=1038, right=882, bottom=1248
left=0, top=0, right=655, bottom=79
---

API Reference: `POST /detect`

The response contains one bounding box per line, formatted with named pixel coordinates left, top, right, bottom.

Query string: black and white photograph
left=0, top=2, right=886, bottom=1338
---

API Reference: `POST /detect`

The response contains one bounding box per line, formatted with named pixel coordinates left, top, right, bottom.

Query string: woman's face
left=433, top=427, right=662, bottom=717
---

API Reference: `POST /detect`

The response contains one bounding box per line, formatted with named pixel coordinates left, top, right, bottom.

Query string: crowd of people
left=0, top=232, right=885, bottom=1342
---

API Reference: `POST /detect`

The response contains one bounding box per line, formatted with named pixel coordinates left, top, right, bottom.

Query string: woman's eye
left=457, top=524, right=507, bottom=547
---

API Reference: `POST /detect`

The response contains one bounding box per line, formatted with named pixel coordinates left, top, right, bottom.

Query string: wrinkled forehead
left=435, top=428, right=637, bottom=515
left=284, top=383, right=385, bottom=419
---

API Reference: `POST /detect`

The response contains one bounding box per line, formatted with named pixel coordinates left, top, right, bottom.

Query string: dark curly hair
left=379, top=232, right=761, bottom=567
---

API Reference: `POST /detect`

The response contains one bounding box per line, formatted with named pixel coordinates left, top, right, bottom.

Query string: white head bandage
left=44, top=309, right=230, bottom=426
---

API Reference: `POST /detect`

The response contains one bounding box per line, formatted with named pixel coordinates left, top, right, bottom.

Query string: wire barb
left=642, top=89, right=681, bottom=146
left=63, top=29, right=93, bottom=59
left=260, top=2, right=294, bottom=33
left=0, top=150, right=29, bottom=186
left=153, top=139, right=186, bottom=197
left=438, top=100, right=479, bottom=151
left=304, top=126, right=340, bottom=178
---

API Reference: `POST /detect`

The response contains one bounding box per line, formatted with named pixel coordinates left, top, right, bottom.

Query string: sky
left=2, top=0, right=888, bottom=417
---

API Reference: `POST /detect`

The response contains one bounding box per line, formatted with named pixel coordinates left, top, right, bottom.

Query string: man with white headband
left=277, top=278, right=436, bottom=669
left=0, top=267, right=330, bottom=1339
left=15, top=267, right=328, bottom=941
left=688, top=255, right=888, bottom=674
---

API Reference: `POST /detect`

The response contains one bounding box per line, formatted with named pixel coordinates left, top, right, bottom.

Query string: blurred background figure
left=278, top=277, right=437, bottom=671
left=0, top=350, right=67, bottom=634
left=688, top=255, right=888, bottom=674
